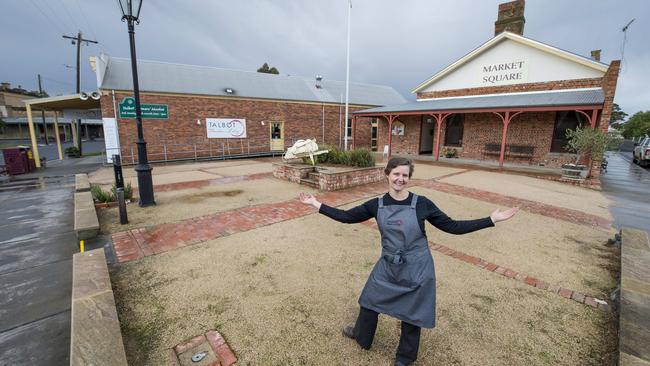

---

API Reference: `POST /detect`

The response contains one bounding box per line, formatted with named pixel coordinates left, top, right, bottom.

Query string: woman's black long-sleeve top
left=318, top=192, right=494, bottom=235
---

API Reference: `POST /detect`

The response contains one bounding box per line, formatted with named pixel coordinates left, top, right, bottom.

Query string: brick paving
left=170, top=330, right=236, bottom=366
left=110, top=171, right=613, bottom=310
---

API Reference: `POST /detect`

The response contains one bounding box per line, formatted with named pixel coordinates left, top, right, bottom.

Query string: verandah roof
left=353, top=88, right=604, bottom=115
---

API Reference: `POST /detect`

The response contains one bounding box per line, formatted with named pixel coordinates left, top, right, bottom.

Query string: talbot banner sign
left=118, top=97, right=168, bottom=119
left=481, top=60, right=528, bottom=85
left=206, top=118, right=247, bottom=138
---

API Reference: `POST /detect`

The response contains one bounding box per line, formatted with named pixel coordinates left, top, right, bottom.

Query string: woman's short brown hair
left=384, top=157, right=414, bottom=178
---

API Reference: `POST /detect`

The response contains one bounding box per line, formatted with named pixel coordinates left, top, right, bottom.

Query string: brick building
left=91, top=55, right=405, bottom=163
left=353, top=0, right=620, bottom=179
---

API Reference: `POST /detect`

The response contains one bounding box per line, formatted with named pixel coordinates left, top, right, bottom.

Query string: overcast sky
left=2, top=0, right=648, bottom=117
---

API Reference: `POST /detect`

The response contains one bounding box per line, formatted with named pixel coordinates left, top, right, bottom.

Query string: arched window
left=551, top=111, right=586, bottom=152
left=444, top=114, right=464, bottom=147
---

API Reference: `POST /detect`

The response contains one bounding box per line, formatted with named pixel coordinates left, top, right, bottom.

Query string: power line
left=73, top=0, right=98, bottom=41
left=60, top=0, right=83, bottom=35
left=38, top=0, right=71, bottom=33
left=28, top=0, right=65, bottom=34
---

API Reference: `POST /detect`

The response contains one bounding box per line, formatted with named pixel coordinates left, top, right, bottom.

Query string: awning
left=23, top=94, right=102, bottom=167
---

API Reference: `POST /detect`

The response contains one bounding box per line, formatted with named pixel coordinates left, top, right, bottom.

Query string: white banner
left=206, top=118, right=247, bottom=138
left=102, top=117, right=121, bottom=163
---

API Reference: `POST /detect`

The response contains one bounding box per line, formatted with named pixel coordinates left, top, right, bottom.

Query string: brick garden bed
left=272, top=162, right=384, bottom=191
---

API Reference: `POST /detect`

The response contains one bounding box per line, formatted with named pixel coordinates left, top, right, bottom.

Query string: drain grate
left=170, top=330, right=237, bottom=366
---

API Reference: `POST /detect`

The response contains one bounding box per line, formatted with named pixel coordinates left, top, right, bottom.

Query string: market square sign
left=206, top=118, right=247, bottom=138
left=481, top=60, right=528, bottom=85
left=118, top=97, right=168, bottom=119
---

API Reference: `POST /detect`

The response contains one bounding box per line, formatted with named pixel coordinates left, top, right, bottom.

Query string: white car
left=633, top=136, right=650, bottom=166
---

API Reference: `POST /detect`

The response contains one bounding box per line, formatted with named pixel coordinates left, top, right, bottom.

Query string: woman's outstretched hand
left=299, top=192, right=322, bottom=209
left=490, top=207, right=519, bottom=224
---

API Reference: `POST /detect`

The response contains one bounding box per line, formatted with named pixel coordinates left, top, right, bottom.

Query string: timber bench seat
left=482, top=143, right=535, bottom=160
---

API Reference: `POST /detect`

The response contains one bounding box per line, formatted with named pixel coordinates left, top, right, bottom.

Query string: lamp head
left=118, top=0, right=143, bottom=23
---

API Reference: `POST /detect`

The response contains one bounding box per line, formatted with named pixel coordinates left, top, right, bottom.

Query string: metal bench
left=482, top=143, right=502, bottom=156
left=508, top=145, right=535, bottom=158
left=482, top=144, right=534, bottom=160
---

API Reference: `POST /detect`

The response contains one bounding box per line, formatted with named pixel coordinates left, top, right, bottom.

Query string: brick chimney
left=590, top=49, right=601, bottom=62
left=494, top=0, right=526, bottom=36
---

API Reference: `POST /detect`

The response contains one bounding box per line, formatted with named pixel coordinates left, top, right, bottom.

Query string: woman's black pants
left=352, top=307, right=421, bottom=364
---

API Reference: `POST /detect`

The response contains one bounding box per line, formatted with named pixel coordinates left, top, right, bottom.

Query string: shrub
left=111, top=182, right=133, bottom=201
left=348, top=148, right=375, bottom=167
left=565, top=126, right=611, bottom=164
left=444, top=148, right=457, bottom=158
left=64, top=146, right=80, bottom=155
left=91, top=184, right=114, bottom=203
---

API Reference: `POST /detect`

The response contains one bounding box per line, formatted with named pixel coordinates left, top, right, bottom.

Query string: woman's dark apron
left=358, top=194, right=436, bottom=328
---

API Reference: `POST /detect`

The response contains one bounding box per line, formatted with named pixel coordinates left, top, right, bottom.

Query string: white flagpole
left=344, top=0, right=352, bottom=150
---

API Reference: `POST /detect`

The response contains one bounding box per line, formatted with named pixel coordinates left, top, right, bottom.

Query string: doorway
left=371, top=118, right=378, bottom=151
left=419, top=116, right=435, bottom=154
left=270, top=122, right=284, bottom=151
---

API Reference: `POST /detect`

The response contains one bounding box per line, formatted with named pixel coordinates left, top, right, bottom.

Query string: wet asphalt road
left=601, top=151, right=650, bottom=236
left=0, top=176, right=77, bottom=365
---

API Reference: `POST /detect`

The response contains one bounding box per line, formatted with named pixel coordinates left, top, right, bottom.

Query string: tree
left=620, top=111, right=650, bottom=139
left=257, top=62, right=279, bottom=75
left=609, top=103, right=627, bottom=127
left=565, top=126, right=611, bottom=164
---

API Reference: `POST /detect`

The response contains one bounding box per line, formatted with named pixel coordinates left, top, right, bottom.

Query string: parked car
left=633, top=136, right=650, bottom=166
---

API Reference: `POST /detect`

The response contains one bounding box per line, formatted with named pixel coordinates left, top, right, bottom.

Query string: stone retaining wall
left=619, top=228, right=650, bottom=365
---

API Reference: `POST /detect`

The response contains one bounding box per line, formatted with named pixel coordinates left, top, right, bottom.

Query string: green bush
left=64, top=146, right=79, bottom=155
left=348, top=148, right=375, bottom=167
left=91, top=184, right=114, bottom=203
left=111, top=182, right=133, bottom=201
left=565, top=126, right=611, bottom=164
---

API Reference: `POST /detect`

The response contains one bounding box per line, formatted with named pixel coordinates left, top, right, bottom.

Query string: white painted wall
left=421, top=39, right=605, bottom=92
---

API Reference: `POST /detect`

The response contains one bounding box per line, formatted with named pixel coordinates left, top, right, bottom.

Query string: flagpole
left=344, top=0, right=351, bottom=150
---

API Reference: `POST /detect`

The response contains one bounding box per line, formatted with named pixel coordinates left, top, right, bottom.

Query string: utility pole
left=62, top=31, right=97, bottom=156
left=37, top=74, right=48, bottom=145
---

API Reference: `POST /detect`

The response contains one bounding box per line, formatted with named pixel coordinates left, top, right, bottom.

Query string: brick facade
left=100, top=92, right=373, bottom=162
left=416, top=77, right=602, bottom=100
left=384, top=60, right=621, bottom=172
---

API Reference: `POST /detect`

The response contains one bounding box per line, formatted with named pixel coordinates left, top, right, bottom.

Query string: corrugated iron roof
left=355, top=88, right=605, bottom=114
left=98, top=56, right=407, bottom=106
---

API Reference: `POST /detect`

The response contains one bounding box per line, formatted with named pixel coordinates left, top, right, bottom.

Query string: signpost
left=118, top=97, right=168, bottom=119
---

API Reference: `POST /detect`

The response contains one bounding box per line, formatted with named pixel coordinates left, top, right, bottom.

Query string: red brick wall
left=100, top=92, right=372, bottom=161
left=416, top=78, right=602, bottom=100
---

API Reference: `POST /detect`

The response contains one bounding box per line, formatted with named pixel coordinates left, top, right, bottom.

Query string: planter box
left=561, top=164, right=588, bottom=181
left=273, top=163, right=384, bottom=191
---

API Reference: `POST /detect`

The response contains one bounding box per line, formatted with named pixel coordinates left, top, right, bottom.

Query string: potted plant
left=64, top=146, right=80, bottom=158
left=562, top=126, right=610, bottom=180
left=444, top=148, right=458, bottom=158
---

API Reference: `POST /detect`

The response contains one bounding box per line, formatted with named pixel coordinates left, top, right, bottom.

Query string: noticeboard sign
left=118, top=97, right=168, bottom=119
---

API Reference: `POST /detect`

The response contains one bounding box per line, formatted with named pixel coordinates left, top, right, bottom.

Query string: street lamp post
left=118, top=0, right=155, bottom=206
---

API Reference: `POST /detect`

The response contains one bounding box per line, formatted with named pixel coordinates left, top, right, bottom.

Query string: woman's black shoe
left=341, top=324, right=355, bottom=339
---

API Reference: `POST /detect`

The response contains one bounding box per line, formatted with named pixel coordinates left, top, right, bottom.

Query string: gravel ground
left=112, top=212, right=617, bottom=366
left=439, top=170, right=612, bottom=219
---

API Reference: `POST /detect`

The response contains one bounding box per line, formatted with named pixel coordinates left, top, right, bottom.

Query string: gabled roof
left=412, top=31, right=609, bottom=93
left=354, top=88, right=604, bottom=115
left=95, top=54, right=407, bottom=107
